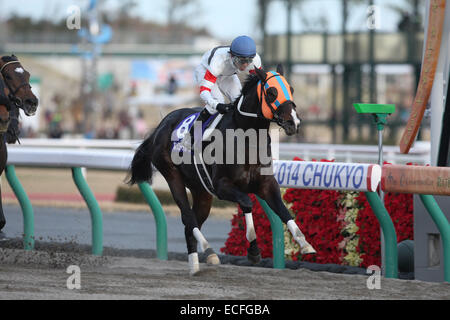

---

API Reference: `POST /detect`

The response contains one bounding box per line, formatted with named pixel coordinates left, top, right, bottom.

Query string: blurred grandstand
left=0, top=0, right=428, bottom=146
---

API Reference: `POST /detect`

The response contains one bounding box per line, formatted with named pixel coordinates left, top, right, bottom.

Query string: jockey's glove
left=216, top=103, right=234, bottom=114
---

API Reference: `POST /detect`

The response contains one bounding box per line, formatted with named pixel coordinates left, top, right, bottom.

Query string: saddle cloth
left=171, top=111, right=222, bottom=196
left=171, top=111, right=220, bottom=154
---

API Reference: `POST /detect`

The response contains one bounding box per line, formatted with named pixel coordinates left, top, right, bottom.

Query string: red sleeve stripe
left=200, top=86, right=211, bottom=93
left=204, top=70, right=217, bottom=83
left=249, top=67, right=261, bottom=75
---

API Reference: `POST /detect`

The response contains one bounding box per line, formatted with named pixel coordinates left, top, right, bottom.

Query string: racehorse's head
left=254, top=65, right=301, bottom=136
left=0, top=55, right=38, bottom=116
left=0, top=79, right=11, bottom=133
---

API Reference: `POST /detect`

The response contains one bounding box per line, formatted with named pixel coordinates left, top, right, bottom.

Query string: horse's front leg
left=257, top=176, right=316, bottom=255
left=191, top=189, right=220, bottom=266
left=215, top=177, right=261, bottom=264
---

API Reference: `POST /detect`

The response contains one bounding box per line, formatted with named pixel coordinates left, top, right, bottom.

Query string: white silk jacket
left=197, top=46, right=262, bottom=110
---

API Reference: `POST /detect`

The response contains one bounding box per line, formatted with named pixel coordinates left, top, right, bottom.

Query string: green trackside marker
left=353, top=103, right=396, bottom=114
left=353, top=103, right=396, bottom=185
left=353, top=103, right=395, bottom=131
left=354, top=103, right=396, bottom=277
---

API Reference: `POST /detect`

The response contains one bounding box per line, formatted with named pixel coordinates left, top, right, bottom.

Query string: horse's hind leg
left=161, top=169, right=214, bottom=275
left=191, top=189, right=220, bottom=265
left=215, top=178, right=261, bottom=264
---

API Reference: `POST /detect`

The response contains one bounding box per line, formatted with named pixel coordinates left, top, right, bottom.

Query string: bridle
left=0, top=60, right=32, bottom=107
left=237, top=71, right=297, bottom=127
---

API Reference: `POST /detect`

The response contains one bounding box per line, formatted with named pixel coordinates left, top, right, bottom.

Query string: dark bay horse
left=0, top=55, right=38, bottom=234
left=0, top=78, right=11, bottom=234
left=128, top=66, right=315, bottom=275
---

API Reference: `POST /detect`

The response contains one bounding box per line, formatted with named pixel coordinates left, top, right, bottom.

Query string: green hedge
left=115, top=186, right=234, bottom=208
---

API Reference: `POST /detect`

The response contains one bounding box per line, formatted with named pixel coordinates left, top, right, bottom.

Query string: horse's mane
left=241, top=73, right=259, bottom=96
left=232, top=73, right=259, bottom=107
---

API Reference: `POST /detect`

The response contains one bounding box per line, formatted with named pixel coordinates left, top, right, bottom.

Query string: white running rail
left=11, top=138, right=431, bottom=165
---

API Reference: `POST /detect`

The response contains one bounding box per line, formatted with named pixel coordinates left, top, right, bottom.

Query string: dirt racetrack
left=0, top=245, right=449, bottom=300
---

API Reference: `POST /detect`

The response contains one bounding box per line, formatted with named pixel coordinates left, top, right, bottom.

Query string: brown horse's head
left=0, top=55, right=38, bottom=116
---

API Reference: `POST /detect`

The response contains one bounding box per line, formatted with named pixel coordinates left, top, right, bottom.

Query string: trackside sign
left=272, top=161, right=381, bottom=192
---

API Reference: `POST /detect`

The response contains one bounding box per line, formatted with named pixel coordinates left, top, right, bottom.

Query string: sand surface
left=0, top=247, right=449, bottom=300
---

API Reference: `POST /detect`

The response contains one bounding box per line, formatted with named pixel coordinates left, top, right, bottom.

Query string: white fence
left=11, top=138, right=431, bottom=165
left=7, top=147, right=380, bottom=193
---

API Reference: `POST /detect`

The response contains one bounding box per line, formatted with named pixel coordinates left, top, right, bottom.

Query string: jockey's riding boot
left=181, top=108, right=212, bottom=150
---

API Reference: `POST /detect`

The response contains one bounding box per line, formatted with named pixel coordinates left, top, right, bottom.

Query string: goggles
left=232, top=55, right=254, bottom=67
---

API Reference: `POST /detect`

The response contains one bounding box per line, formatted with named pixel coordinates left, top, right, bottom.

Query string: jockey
left=183, top=35, right=262, bottom=146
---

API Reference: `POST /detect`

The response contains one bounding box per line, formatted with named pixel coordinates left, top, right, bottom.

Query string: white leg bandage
left=193, top=227, right=210, bottom=252
left=245, top=212, right=257, bottom=242
left=287, top=220, right=307, bottom=247
left=188, top=252, right=200, bottom=275
left=287, top=220, right=316, bottom=254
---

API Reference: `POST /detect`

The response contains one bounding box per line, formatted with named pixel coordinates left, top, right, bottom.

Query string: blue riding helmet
left=230, top=35, right=256, bottom=58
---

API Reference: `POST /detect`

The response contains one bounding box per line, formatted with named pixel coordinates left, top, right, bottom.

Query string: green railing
left=256, top=196, right=285, bottom=269
left=138, top=182, right=168, bottom=260
left=256, top=191, right=398, bottom=278
left=5, top=165, right=34, bottom=251
left=365, top=191, right=398, bottom=279
left=72, top=167, right=103, bottom=256
left=419, top=195, right=450, bottom=282
left=5, top=164, right=167, bottom=260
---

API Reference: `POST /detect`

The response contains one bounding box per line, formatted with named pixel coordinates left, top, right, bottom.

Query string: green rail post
left=5, top=165, right=34, bottom=250
left=365, top=191, right=398, bottom=278
left=255, top=196, right=285, bottom=269
left=71, top=167, right=103, bottom=256
left=419, top=194, right=450, bottom=283
left=138, top=182, right=168, bottom=260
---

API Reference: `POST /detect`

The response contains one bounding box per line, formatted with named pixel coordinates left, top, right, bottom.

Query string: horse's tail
left=126, top=130, right=157, bottom=186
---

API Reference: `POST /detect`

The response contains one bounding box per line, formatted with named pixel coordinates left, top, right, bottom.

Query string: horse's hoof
left=204, top=247, right=220, bottom=265
left=189, top=253, right=200, bottom=275
left=247, top=239, right=261, bottom=264
left=189, top=262, right=201, bottom=276
left=190, top=268, right=201, bottom=276
left=206, top=253, right=220, bottom=265
left=247, top=252, right=261, bottom=264
left=247, top=240, right=261, bottom=264
left=0, top=231, right=7, bottom=241
left=301, top=244, right=316, bottom=255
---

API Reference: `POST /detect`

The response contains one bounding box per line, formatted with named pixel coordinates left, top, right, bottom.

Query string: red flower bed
left=355, top=191, right=414, bottom=268
left=221, top=194, right=274, bottom=258
left=284, top=188, right=344, bottom=263
left=221, top=159, right=414, bottom=268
